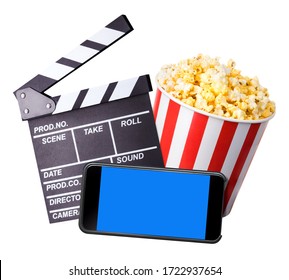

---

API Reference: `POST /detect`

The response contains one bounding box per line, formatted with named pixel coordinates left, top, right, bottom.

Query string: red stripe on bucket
left=208, top=121, right=238, bottom=171
left=153, top=89, right=162, bottom=120
left=223, top=123, right=261, bottom=209
left=160, top=100, right=180, bottom=165
left=179, top=113, right=208, bottom=169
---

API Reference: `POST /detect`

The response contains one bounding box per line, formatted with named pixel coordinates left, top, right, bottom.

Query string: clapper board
left=13, top=15, right=164, bottom=223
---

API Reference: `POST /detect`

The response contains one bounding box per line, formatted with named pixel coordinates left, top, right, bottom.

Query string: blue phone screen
left=96, top=167, right=210, bottom=240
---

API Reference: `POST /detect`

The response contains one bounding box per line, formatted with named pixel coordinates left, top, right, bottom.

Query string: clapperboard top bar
left=14, top=15, right=152, bottom=120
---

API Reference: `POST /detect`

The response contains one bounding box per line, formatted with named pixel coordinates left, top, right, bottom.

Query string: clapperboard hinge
left=15, top=88, right=56, bottom=120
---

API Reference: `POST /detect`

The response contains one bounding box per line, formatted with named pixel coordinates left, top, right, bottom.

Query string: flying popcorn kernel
left=158, top=54, right=275, bottom=120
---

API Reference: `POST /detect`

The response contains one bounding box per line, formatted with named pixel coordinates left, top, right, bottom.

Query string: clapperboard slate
left=13, top=15, right=164, bottom=223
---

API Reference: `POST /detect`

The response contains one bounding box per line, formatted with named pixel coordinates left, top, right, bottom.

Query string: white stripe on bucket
left=221, top=123, right=250, bottom=183
left=155, top=93, right=170, bottom=140
left=225, top=122, right=268, bottom=215
left=193, top=117, right=223, bottom=170
left=166, top=106, right=194, bottom=168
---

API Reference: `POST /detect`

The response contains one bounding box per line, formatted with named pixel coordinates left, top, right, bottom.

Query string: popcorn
left=157, top=54, right=275, bottom=120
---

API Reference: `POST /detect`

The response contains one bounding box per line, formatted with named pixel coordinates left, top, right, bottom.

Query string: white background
left=0, top=0, right=288, bottom=279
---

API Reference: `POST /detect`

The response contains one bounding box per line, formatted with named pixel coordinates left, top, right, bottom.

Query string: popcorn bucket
left=154, top=85, right=274, bottom=216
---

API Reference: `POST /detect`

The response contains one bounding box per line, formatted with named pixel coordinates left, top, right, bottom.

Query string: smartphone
left=79, top=163, right=226, bottom=243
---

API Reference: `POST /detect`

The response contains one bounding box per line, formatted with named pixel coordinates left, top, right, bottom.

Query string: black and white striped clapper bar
left=13, top=15, right=164, bottom=223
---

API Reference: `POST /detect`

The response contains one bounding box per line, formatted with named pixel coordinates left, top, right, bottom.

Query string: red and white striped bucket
left=154, top=85, right=274, bottom=216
